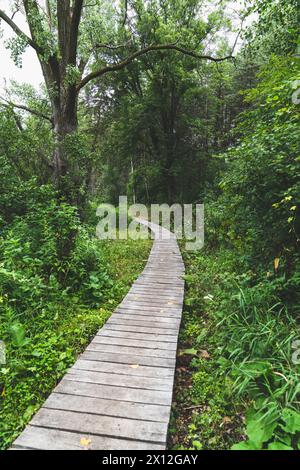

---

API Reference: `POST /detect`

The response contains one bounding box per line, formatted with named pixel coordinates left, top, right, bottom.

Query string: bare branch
left=45, top=0, right=53, bottom=30
left=0, top=8, right=42, bottom=53
left=69, top=0, right=84, bottom=65
left=0, top=96, right=53, bottom=125
left=231, top=18, right=245, bottom=56
left=123, top=0, right=128, bottom=27
left=94, top=41, right=131, bottom=51
left=78, top=43, right=234, bottom=91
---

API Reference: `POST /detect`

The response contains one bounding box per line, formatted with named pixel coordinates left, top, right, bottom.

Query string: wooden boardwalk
left=11, top=220, right=185, bottom=450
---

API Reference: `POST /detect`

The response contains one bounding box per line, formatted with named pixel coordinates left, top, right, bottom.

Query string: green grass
left=0, top=237, right=152, bottom=450
left=169, top=245, right=300, bottom=450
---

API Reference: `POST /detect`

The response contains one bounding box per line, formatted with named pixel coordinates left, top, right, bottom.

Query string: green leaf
left=267, top=442, right=293, bottom=451
left=231, top=440, right=262, bottom=450
left=192, top=440, right=203, bottom=450
left=9, top=322, right=30, bottom=348
left=281, top=409, right=300, bottom=434
left=246, top=411, right=277, bottom=446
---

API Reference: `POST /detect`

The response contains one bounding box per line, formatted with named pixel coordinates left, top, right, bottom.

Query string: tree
left=0, top=0, right=233, bottom=201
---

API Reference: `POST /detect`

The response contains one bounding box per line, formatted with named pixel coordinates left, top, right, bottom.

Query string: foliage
left=170, top=244, right=300, bottom=450
left=0, top=0, right=300, bottom=453
left=0, top=209, right=151, bottom=449
left=213, top=56, right=300, bottom=269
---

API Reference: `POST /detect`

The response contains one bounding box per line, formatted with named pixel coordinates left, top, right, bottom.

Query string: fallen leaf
left=199, top=350, right=210, bottom=359
left=222, top=416, right=232, bottom=424
left=80, top=437, right=91, bottom=448
left=274, top=258, right=280, bottom=271
left=130, top=364, right=139, bottom=369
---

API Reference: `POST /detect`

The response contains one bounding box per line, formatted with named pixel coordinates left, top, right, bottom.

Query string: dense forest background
left=0, top=0, right=300, bottom=450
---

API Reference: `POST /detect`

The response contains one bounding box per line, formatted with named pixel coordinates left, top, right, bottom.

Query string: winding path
left=11, top=220, right=185, bottom=450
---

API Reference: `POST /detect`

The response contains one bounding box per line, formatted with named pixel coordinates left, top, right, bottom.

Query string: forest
left=0, top=0, right=300, bottom=452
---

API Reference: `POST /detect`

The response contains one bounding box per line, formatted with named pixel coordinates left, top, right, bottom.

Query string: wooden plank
left=124, top=296, right=182, bottom=305
left=65, top=369, right=173, bottom=391
left=103, top=323, right=179, bottom=336
left=71, top=359, right=174, bottom=378
left=117, top=304, right=182, bottom=314
left=115, top=307, right=182, bottom=318
left=86, top=341, right=176, bottom=359
left=118, top=303, right=182, bottom=314
left=44, top=393, right=170, bottom=422
left=80, top=350, right=176, bottom=368
left=110, top=313, right=181, bottom=325
left=93, top=335, right=177, bottom=351
left=30, top=408, right=168, bottom=443
left=98, top=328, right=177, bottom=343
left=106, top=315, right=179, bottom=334
left=127, top=290, right=182, bottom=298
left=55, top=379, right=173, bottom=405
left=130, top=283, right=183, bottom=291
left=135, top=280, right=184, bottom=288
left=138, top=275, right=184, bottom=282
left=13, top=426, right=165, bottom=450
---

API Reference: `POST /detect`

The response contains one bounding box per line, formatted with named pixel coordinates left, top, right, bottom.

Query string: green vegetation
left=0, top=0, right=299, bottom=452
left=170, top=245, right=300, bottom=450
left=169, top=1, right=300, bottom=449
left=0, top=184, right=151, bottom=449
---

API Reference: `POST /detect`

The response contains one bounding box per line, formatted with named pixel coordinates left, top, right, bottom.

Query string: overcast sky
left=0, top=0, right=251, bottom=94
left=0, top=0, right=43, bottom=92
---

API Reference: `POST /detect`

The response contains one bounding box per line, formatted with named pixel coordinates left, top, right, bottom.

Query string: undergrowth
left=169, top=247, right=300, bottom=450
left=0, top=208, right=151, bottom=449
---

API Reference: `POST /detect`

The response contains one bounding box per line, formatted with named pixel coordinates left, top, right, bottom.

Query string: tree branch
left=123, top=0, right=128, bottom=27
left=0, top=8, right=42, bottom=53
left=69, top=0, right=84, bottom=65
left=0, top=97, right=53, bottom=125
left=45, top=0, right=53, bottom=30
left=78, top=43, right=234, bottom=91
left=94, top=41, right=131, bottom=51
left=57, top=0, right=71, bottom=66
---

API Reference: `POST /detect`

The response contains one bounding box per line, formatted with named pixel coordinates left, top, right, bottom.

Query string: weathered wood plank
left=115, top=307, right=182, bottom=318
left=98, top=328, right=178, bottom=343
left=110, top=313, right=181, bottom=325
left=30, top=408, right=168, bottom=443
left=93, top=335, right=177, bottom=351
left=118, top=303, right=182, bottom=314
left=44, top=393, right=170, bottom=422
left=87, top=341, right=176, bottom=358
left=55, top=379, right=173, bottom=405
left=103, top=323, right=179, bottom=336
left=13, top=426, right=165, bottom=450
left=80, top=350, right=176, bottom=368
left=124, top=296, right=182, bottom=306
left=65, top=368, right=173, bottom=391
left=107, top=317, right=180, bottom=332
left=71, top=359, right=174, bottom=378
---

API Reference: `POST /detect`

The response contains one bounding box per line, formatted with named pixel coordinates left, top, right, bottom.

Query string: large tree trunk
left=51, top=87, right=79, bottom=192
left=52, top=109, right=77, bottom=184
